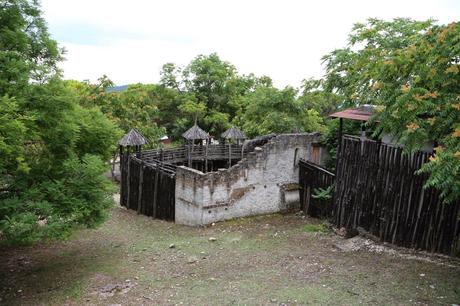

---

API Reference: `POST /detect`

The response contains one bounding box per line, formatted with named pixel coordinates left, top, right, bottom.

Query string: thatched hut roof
left=118, top=128, right=148, bottom=146
left=182, top=124, right=210, bottom=140
left=221, top=126, right=247, bottom=140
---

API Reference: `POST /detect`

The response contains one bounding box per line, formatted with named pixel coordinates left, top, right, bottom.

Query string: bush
left=0, top=155, right=115, bottom=245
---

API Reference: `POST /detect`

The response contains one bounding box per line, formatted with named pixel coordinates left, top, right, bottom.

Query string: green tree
left=299, top=78, right=343, bottom=117
left=238, top=85, right=325, bottom=138
left=322, top=18, right=434, bottom=106
left=0, top=0, right=120, bottom=245
left=322, top=18, right=460, bottom=202
left=0, top=0, right=62, bottom=96
left=160, top=53, right=256, bottom=137
left=68, top=80, right=164, bottom=148
left=0, top=96, right=33, bottom=179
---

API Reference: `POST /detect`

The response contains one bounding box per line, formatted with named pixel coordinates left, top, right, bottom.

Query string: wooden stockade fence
left=141, top=144, right=244, bottom=165
left=120, top=144, right=246, bottom=220
left=120, top=154, right=176, bottom=221
left=299, top=159, right=335, bottom=218
left=300, top=135, right=460, bottom=256
left=333, top=136, right=460, bottom=256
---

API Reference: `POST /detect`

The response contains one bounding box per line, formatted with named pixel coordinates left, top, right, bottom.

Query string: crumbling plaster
left=175, top=133, right=322, bottom=226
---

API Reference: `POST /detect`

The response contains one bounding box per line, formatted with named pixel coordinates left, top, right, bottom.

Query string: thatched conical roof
left=118, top=128, right=148, bottom=146
left=221, top=126, right=246, bottom=140
left=182, top=124, right=209, bottom=140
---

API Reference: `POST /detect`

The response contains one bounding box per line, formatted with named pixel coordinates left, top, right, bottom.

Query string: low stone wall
left=175, top=133, right=323, bottom=226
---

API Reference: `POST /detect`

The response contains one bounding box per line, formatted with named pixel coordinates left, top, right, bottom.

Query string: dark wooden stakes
left=304, top=135, right=460, bottom=257
left=221, top=126, right=247, bottom=168
left=299, top=159, right=335, bottom=218
left=118, top=129, right=148, bottom=207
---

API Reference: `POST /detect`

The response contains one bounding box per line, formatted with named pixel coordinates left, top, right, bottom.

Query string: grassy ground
left=0, top=207, right=459, bottom=306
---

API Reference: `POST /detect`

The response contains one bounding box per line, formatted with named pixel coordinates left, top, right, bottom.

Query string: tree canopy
left=158, top=53, right=327, bottom=139
left=322, top=18, right=460, bottom=202
left=0, top=0, right=121, bottom=244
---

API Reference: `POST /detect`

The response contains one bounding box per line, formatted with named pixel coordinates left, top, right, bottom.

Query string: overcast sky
left=41, top=0, right=460, bottom=88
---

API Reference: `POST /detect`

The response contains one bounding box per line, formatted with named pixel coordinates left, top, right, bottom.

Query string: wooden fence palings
left=140, top=145, right=245, bottom=164
left=121, top=154, right=176, bottom=221
left=331, top=136, right=460, bottom=256
left=120, top=151, right=129, bottom=207
left=299, top=159, right=335, bottom=218
left=120, top=144, right=246, bottom=222
left=301, top=136, right=459, bottom=256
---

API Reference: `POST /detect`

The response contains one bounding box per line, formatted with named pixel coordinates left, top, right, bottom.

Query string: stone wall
left=175, top=133, right=323, bottom=226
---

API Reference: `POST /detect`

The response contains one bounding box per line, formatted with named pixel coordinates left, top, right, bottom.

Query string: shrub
left=0, top=155, right=115, bottom=245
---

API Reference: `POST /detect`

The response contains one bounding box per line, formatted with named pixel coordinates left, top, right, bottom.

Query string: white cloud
left=41, top=0, right=460, bottom=87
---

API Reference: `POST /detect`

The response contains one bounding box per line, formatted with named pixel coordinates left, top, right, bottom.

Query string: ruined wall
left=175, top=133, right=323, bottom=226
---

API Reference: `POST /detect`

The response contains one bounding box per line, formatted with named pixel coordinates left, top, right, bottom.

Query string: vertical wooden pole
left=338, top=118, right=343, bottom=155
left=205, top=144, right=208, bottom=172
left=152, top=163, right=159, bottom=218
left=126, top=146, right=131, bottom=209
left=335, top=118, right=343, bottom=173
left=119, top=146, right=124, bottom=206
left=188, top=141, right=192, bottom=168
left=137, top=161, right=144, bottom=214
left=228, top=142, right=231, bottom=168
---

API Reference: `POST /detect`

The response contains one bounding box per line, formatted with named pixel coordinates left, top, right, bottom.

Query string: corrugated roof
left=118, top=128, right=148, bottom=146
left=221, top=126, right=247, bottom=140
left=182, top=124, right=210, bottom=140
left=329, top=105, right=376, bottom=121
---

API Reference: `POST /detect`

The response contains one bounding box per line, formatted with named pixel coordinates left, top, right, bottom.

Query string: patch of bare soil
left=0, top=206, right=459, bottom=305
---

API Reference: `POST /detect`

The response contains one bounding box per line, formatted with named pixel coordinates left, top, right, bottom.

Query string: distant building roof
left=182, top=124, right=210, bottom=140
left=329, top=105, right=376, bottom=121
left=221, top=126, right=247, bottom=140
left=118, top=128, right=148, bottom=146
left=106, top=85, right=128, bottom=93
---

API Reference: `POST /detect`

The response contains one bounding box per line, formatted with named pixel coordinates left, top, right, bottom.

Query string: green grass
left=304, top=223, right=328, bottom=233
left=0, top=207, right=459, bottom=305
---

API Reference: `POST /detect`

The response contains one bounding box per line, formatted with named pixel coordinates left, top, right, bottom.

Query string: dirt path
left=1, top=207, right=459, bottom=305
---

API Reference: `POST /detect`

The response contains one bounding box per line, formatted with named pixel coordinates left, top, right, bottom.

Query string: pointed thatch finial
left=221, top=126, right=246, bottom=140
left=118, top=128, right=148, bottom=147
left=182, top=124, right=210, bottom=140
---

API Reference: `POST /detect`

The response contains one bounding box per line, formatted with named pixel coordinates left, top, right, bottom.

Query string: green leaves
left=238, top=85, right=325, bottom=138
left=323, top=18, right=460, bottom=203
left=0, top=95, right=33, bottom=177
left=312, top=186, right=334, bottom=200
left=0, top=1, right=120, bottom=245
left=160, top=53, right=259, bottom=137
left=0, top=0, right=61, bottom=96
left=0, top=155, right=115, bottom=245
left=178, top=99, right=206, bottom=122
left=69, top=80, right=164, bottom=149
left=74, top=106, right=122, bottom=161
